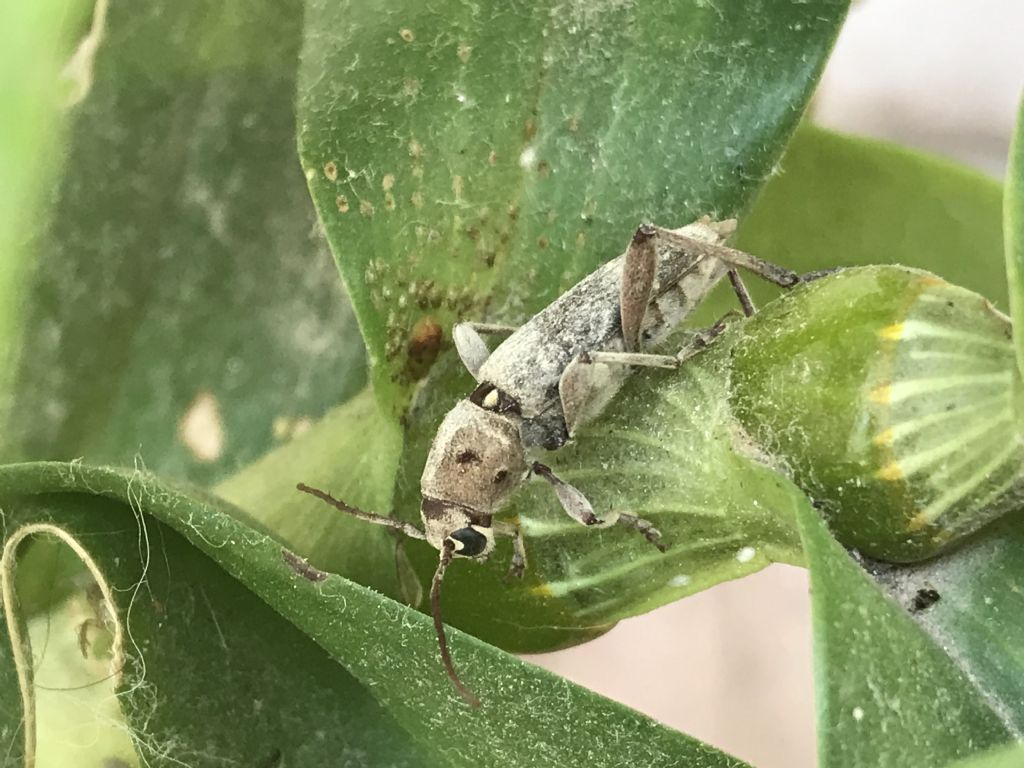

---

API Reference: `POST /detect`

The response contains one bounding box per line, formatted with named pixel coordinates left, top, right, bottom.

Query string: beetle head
left=420, top=497, right=496, bottom=559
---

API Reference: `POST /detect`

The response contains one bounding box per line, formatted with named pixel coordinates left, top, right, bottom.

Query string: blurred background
left=526, top=2, right=1024, bottom=766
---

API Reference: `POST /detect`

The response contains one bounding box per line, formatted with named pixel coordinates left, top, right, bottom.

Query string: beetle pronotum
left=299, top=217, right=805, bottom=704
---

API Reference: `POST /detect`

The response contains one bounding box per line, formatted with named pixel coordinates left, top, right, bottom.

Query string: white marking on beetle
left=179, top=391, right=225, bottom=462
left=735, top=546, right=756, bottom=564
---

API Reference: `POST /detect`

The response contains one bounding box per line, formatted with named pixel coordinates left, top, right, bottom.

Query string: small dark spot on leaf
left=323, top=161, right=338, bottom=181
left=911, top=587, right=941, bottom=613
left=538, top=236, right=549, bottom=249
left=537, top=160, right=550, bottom=178
left=523, top=117, right=537, bottom=141
left=255, top=748, right=283, bottom=768
left=465, top=226, right=481, bottom=241
left=403, top=316, right=444, bottom=381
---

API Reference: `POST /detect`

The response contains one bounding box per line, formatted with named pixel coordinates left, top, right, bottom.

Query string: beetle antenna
left=296, top=483, right=428, bottom=541
left=431, top=541, right=480, bottom=707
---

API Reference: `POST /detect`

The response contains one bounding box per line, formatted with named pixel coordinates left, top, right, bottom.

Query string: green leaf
left=794, top=498, right=1013, bottom=768
left=1006, top=96, right=1024, bottom=380
left=216, top=387, right=405, bottom=596
left=0, top=461, right=749, bottom=768
left=868, top=515, right=1024, bottom=736
left=298, top=0, right=850, bottom=412
left=736, top=124, right=1007, bottom=307
left=1, top=487, right=434, bottom=767
left=0, top=0, right=86, bottom=438
left=0, top=0, right=366, bottom=485
left=946, top=743, right=1024, bottom=768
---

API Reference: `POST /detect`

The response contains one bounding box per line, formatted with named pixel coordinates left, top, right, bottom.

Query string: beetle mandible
left=299, top=217, right=802, bottom=704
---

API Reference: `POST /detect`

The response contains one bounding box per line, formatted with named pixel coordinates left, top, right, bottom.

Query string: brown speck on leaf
left=576, top=231, right=586, bottom=249
left=409, top=138, right=424, bottom=159
left=567, top=115, right=580, bottom=132
left=359, top=200, right=375, bottom=217
left=465, top=226, right=481, bottom=242
left=336, top=195, right=349, bottom=213
left=384, top=192, right=396, bottom=211
left=411, top=191, right=424, bottom=208
left=403, top=78, right=421, bottom=96
left=323, top=161, right=338, bottom=181
left=282, top=549, right=328, bottom=582
left=382, top=173, right=396, bottom=191
left=404, top=316, right=444, bottom=381
left=507, top=204, right=519, bottom=220
left=523, top=117, right=537, bottom=141
left=488, top=150, right=497, bottom=166
left=457, top=42, right=472, bottom=62
left=538, top=236, right=549, bottom=249
left=400, top=27, right=415, bottom=42
left=537, top=160, right=551, bottom=178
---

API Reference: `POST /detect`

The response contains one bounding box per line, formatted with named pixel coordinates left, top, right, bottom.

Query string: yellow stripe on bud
left=907, top=512, right=929, bottom=532
left=876, top=462, right=904, bottom=482
left=869, top=384, right=892, bottom=404
left=872, top=428, right=894, bottom=447
left=878, top=323, right=904, bottom=341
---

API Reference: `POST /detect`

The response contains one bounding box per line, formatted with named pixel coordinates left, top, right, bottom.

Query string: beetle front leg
left=493, top=519, right=528, bottom=579
left=453, top=321, right=519, bottom=379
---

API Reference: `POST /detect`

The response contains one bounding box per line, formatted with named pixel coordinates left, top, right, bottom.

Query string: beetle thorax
left=420, top=399, right=529, bottom=520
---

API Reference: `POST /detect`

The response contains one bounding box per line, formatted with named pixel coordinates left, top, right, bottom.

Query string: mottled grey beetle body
left=474, top=219, right=730, bottom=450
left=299, top=217, right=800, bottom=704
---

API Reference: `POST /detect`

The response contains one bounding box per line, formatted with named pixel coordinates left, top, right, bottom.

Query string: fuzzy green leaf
left=0, top=477, right=434, bottom=767
left=0, top=462, right=749, bottom=768
left=1006, top=96, right=1024, bottom=380
left=735, top=124, right=1007, bottom=308
left=0, top=0, right=366, bottom=485
left=298, top=0, right=850, bottom=412
left=794, top=499, right=1013, bottom=768
left=946, top=744, right=1024, bottom=768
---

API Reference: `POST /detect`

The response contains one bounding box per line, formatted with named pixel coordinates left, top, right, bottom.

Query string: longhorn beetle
left=298, top=217, right=803, bottom=705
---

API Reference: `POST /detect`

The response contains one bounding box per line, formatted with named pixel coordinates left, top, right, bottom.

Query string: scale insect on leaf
left=299, top=216, right=805, bottom=705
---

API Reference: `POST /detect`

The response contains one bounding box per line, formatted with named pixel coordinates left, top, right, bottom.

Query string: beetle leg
left=620, top=225, right=659, bottom=353
left=728, top=269, right=756, bottom=316
left=531, top=463, right=666, bottom=551
left=493, top=519, right=528, bottom=579
left=453, top=321, right=518, bottom=379
left=616, top=513, right=667, bottom=552
left=559, top=349, right=677, bottom=438
left=675, top=311, right=742, bottom=363
left=653, top=226, right=801, bottom=288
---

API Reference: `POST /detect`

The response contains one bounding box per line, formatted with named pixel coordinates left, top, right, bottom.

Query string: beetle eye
left=448, top=527, right=488, bottom=557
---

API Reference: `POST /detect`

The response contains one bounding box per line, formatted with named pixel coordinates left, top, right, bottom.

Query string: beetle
left=298, top=217, right=802, bottom=704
